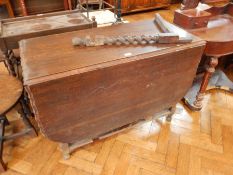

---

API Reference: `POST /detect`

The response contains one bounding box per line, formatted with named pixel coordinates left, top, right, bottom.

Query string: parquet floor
left=1, top=5, right=233, bottom=175
left=2, top=89, right=233, bottom=175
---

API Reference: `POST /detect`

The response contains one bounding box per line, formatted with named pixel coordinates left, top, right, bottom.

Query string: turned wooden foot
left=193, top=92, right=205, bottom=109
left=193, top=56, right=219, bottom=109
left=59, top=139, right=93, bottom=160
left=60, top=143, right=71, bottom=160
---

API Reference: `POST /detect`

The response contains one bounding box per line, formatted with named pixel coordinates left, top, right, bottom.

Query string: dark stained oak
left=20, top=20, right=206, bottom=144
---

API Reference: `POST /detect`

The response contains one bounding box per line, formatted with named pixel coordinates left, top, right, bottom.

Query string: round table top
left=0, top=74, right=23, bottom=115
left=190, top=15, right=233, bottom=56
left=191, top=15, right=233, bottom=42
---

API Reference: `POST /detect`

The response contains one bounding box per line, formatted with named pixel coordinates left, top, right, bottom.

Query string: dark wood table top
left=20, top=20, right=204, bottom=85
left=0, top=10, right=96, bottom=52
left=190, top=15, right=233, bottom=42
left=187, top=4, right=233, bottom=56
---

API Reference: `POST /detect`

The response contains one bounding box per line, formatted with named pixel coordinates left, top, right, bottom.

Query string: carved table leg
left=184, top=56, right=226, bottom=111
left=19, top=0, right=28, bottom=16
left=193, top=57, right=219, bottom=109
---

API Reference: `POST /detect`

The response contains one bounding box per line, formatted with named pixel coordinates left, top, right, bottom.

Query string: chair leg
left=0, top=99, right=36, bottom=172
left=4, top=98, right=38, bottom=141
left=5, top=1, right=15, bottom=18
left=0, top=116, right=7, bottom=172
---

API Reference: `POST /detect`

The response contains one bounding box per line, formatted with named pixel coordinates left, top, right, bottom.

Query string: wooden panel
left=20, top=20, right=198, bottom=83
left=26, top=45, right=204, bottom=143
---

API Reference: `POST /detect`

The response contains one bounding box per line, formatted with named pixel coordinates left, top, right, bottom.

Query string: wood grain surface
left=20, top=19, right=205, bottom=143
left=20, top=20, right=201, bottom=83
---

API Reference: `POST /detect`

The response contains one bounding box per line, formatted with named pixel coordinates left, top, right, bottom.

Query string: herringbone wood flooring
left=1, top=5, right=233, bottom=175
left=2, top=89, right=233, bottom=175
left=2, top=66, right=233, bottom=175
